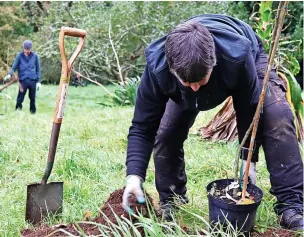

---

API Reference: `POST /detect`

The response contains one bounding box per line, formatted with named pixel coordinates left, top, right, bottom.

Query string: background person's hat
left=23, top=40, right=32, bottom=49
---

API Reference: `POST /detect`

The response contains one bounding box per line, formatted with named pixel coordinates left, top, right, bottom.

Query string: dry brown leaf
left=83, top=210, right=93, bottom=219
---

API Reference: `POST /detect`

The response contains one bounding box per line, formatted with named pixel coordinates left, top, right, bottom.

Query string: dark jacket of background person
left=9, top=51, right=41, bottom=82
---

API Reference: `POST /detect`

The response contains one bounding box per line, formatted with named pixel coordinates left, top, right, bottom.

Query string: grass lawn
left=0, top=84, right=293, bottom=236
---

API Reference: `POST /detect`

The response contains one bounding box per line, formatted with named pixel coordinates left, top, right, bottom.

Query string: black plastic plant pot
left=206, top=179, right=263, bottom=235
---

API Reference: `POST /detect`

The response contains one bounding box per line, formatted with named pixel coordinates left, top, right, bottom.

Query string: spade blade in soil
left=25, top=182, right=63, bottom=224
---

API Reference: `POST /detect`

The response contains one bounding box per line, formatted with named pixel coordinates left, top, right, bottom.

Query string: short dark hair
left=165, top=20, right=216, bottom=83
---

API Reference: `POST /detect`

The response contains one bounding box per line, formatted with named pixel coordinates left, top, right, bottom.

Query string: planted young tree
left=200, top=1, right=303, bottom=143
left=207, top=4, right=292, bottom=235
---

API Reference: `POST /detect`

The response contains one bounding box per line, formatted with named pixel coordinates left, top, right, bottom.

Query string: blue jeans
left=16, top=79, right=37, bottom=113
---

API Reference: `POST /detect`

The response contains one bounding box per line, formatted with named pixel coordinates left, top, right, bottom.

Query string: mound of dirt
left=252, top=228, right=298, bottom=237
left=22, top=188, right=296, bottom=237
left=21, top=223, right=100, bottom=237
left=21, top=188, right=156, bottom=237
left=95, top=186, right=153, bottom=225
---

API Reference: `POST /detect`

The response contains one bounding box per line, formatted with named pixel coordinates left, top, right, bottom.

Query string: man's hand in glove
left=122, top=175, right=145, bottom=214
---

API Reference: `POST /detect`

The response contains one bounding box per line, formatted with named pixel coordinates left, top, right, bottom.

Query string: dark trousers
left=16, top=80, right=37, bottom=113
left=153, top=44, right=303, bottom=215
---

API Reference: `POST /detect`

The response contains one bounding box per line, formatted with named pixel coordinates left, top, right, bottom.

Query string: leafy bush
left=101, top=76, right=140, bottom=107
left=30, top=2, right=231, bottom=84
left=252, top=1, right=303, bottom=141
left=1, top=2, right=302, bottom=86
left=40, top=57, right=61, bottom=84
left=0, top=2, right=32, bottom=77
left=227, top=2, right=255, bottom=24
left=251, top=1, right=302, bottom=76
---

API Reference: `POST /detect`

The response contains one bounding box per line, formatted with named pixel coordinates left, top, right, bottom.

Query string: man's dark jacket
left=127, top=14, right=263, bottom=179
left=9, top=51, right=41, bottom=81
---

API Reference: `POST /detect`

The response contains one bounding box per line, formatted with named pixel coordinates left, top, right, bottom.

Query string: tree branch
left=109, top=19, right=125, bottom=85
left=241, top=1, right=289, bottom=200
left=72, top=69, right=114, bottom=96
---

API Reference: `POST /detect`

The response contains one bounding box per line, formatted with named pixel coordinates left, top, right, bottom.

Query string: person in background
left=72, top=73, right=80, bottom=87
left=4, top=40, right=41, bottom=114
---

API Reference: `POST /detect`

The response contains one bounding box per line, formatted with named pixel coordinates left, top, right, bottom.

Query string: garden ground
left=0, top=84, right=300, bottom=236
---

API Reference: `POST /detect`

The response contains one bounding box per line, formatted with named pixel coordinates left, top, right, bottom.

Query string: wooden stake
left=234, top=1, right=286, bottom=186
left=241, top=1, right=289, bottom=200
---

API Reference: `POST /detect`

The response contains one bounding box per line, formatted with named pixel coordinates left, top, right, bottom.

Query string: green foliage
left=40, top=58, right=61, bottom=83
left=253, top=1, right=273, bottom=52
left=252, top=2, right=301, bottom=75
left=1, top=2, right=302, bottom=85
left=282, top=68, right=303, bottom=116
left=0, top=2, right=32, bottom=77
left=102, top=77, right=140, bottom=107
left=291, top=12, right=304, bottom=61
left=227, top=2, right=255, bottom=24
left=229, top=1, right=303, bottom=62
left=252, top=1, right=303, bottom=140
left=30, top=1, right=232, bottom=84
left=259, top=1, right=272, bottom=22
left=273, top=1, right=304, bottom=61
left=21, top=1, right=50, bottom=33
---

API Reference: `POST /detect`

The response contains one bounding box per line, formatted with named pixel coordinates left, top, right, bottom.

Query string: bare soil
left=210, top=183, right=263, bottom=204
left=21, top=188, right=156, bottom=237
left=252, top=228, right=300, bottom=237
left=21, top=188, right=299, bottom=237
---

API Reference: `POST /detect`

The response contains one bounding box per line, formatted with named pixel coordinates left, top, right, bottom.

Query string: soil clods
left=21, top=188, right=156, bottom=237
left=252, top=228, right=300, bottom=237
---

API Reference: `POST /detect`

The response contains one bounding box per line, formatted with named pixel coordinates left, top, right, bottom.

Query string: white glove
left=36, top=82, right=41, bottom=91
left=122, top=175, right=145, bottom=214
left=242, top=160, right=257, bottom=185
left=4, top=74, right=11, bottom=81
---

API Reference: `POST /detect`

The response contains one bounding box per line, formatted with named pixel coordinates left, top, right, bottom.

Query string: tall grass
left=0, top=84, right=287, bottom=236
